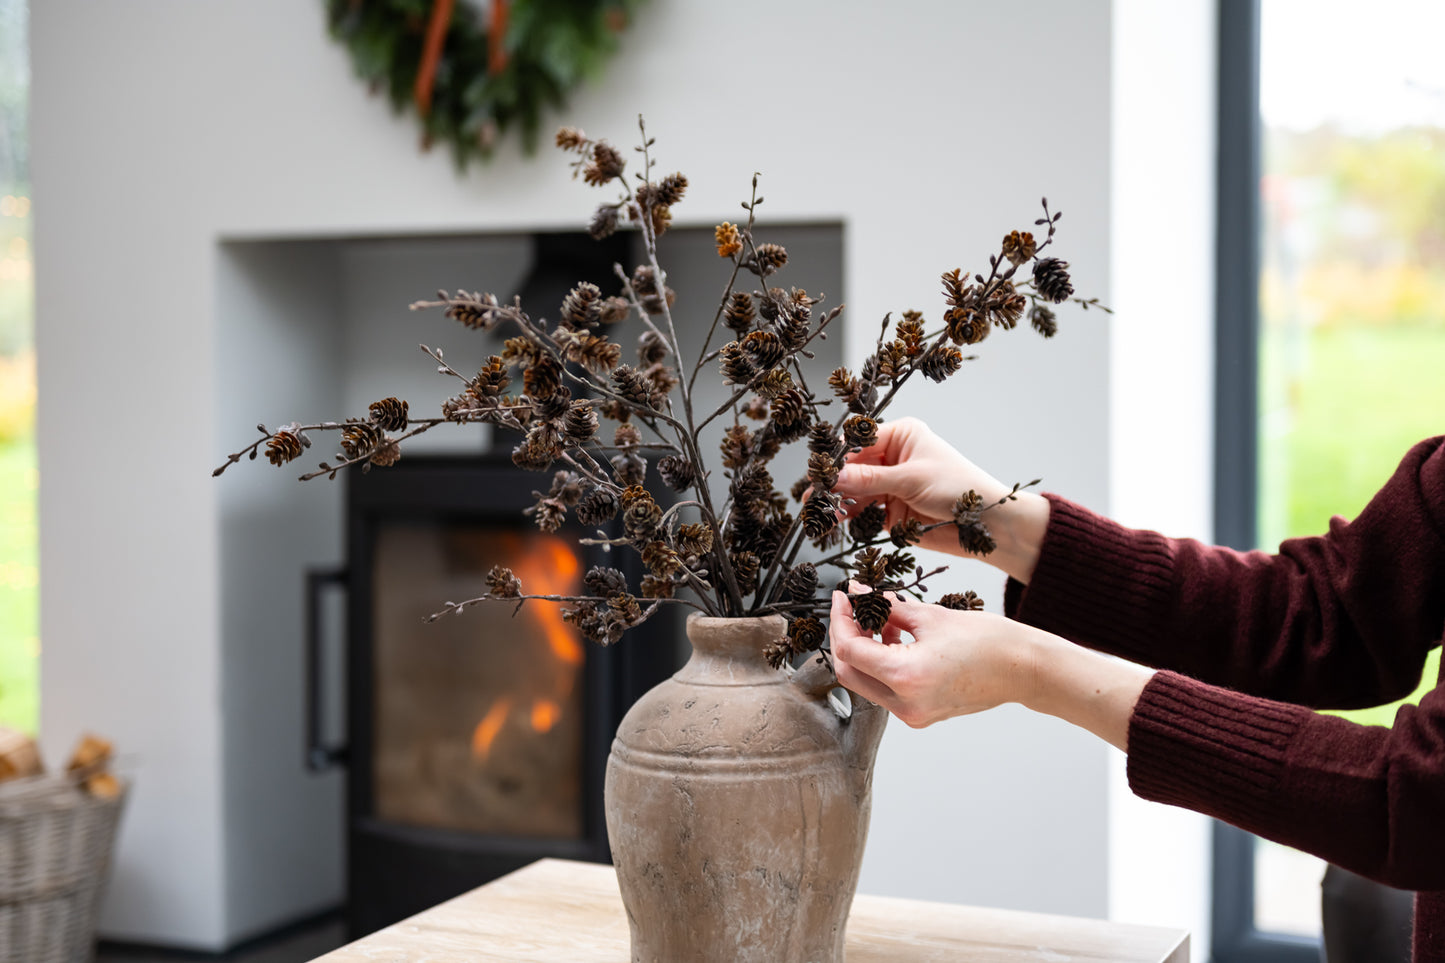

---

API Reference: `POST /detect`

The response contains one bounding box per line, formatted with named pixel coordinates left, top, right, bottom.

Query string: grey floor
left=95, top=918, right=348, bottom=963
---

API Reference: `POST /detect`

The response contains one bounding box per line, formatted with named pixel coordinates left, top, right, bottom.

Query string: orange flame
left=530, top=699, right=560, bottom=733
left=512, top=537, right=584, bottom=667
left=471, top=697, right=512, bottom=762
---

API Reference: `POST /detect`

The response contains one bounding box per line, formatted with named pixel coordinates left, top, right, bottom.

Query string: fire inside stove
left=370, top=525, right=586, bottom=839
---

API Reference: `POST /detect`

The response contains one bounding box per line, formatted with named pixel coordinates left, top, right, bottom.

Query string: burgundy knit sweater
left=1004, top=436, right=1445, bottom=961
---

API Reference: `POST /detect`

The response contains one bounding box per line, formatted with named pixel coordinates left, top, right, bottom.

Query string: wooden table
left=312, top=858, right=1189, bottom=962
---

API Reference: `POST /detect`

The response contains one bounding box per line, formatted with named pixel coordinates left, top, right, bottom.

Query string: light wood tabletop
left=312, top=857, right=1189, bottom=962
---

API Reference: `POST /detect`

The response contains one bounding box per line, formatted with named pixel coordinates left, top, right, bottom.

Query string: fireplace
left=308, top=455, right=679, bottom=937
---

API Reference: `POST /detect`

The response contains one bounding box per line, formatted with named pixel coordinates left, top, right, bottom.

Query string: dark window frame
left=1211, top=1, right=1321, bottom=959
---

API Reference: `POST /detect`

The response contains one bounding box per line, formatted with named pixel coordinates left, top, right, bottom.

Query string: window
left=1214, top=0, right=1445, bottom=958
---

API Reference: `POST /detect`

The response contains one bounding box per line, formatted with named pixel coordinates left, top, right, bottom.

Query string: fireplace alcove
left=214, top=222, right=843, bottom=939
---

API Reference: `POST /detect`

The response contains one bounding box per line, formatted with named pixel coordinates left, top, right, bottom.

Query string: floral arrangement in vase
left=212, top=117, right=1102, bottom=667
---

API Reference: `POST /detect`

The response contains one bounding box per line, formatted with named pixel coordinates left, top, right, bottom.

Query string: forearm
left=985, top=491, right=1050, bottom=584
left=1022, top=629, right=1155, bottom=752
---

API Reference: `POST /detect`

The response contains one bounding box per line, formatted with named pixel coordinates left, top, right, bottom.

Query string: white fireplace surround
left=33, top=0, right=1216, bottom=954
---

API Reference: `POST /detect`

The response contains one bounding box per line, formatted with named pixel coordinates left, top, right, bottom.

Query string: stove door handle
left=305, top=566, right=350, bottom=773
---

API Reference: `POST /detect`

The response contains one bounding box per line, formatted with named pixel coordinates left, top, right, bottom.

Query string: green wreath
left=327, top=0, right=641, bottom=170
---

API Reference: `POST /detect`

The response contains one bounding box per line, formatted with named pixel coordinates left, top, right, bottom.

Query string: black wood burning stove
left=306, top=455, right=679, bottom=938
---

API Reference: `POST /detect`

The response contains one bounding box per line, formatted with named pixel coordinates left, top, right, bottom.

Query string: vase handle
left=790, top=657, right=859, bottom=720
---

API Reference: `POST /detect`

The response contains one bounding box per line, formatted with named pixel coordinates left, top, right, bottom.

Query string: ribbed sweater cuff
left=1127, top=671, right=1308, bottom=828
left=1004, top=494, right=1176, bottom=665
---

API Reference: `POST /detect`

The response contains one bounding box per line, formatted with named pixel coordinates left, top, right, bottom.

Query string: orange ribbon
left=414, top=0, right=510, bottom=120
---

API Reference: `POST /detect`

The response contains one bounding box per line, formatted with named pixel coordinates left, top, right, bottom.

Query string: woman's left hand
left=829, top=590, right=1154, bottom=751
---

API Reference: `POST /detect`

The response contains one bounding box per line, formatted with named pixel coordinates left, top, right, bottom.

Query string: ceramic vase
left=604, top=613, right=888, bottom=963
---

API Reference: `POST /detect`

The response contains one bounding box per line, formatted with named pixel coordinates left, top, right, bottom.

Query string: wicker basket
left=0, top=775, right=127, bottom=963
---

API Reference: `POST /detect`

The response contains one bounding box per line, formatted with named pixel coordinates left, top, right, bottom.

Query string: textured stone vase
left=605, top=613, right=889, bottom=963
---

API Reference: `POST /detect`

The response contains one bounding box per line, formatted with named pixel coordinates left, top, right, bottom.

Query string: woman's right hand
left=832, top=416, right=1049, bottom=583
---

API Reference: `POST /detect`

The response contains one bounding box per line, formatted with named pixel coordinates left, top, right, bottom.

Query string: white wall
left=1110, top=1, right=1218, bottom=959
left=34, top=0, right=1132, bottom=949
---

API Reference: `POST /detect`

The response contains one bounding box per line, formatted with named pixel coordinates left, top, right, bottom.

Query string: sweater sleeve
left=1004, top=436, right=1445, bottom=709
left=1127, top=670, right=1445, bottom=889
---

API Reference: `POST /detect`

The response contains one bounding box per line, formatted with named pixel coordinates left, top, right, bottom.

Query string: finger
left=881, top=595, right=932, bottom=634
left=832, top=659, right=899, bottom=710
left=834, top=461, right=912, bottom=501
left=829, top=592, right=904, bottom=679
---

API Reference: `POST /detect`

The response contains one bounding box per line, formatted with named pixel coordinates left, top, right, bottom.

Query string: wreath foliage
left=326, top=0, right=640, bottom=169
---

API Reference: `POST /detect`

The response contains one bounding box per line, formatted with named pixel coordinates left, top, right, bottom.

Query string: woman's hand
left=829, top=591, right=1154, bottom=751
left=832, top=416, right=1050, bottom=583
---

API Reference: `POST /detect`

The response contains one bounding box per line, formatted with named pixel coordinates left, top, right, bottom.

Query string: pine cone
left=784, top=562, right=819, bottom=601
left=638, top=330, right=669, bottom=365
left=486, top=565, right=523, bottom=598
left=524, top=355, right=563, bottom=400
left=852, top=547, right=888, bottom=586
left=640, top=575, right=675, bottom=599
left=630, top=265, right=675, bottom=315
left=724, top=292, right=755, bottom=334
left=956, top=518, right=997, bottom=555
left=444, top=292, right=504, bottom=330
left=555, top=126, right=588, bottom=151
left=339, top=422, right=381, bottom=460
left=535, top=388, right=572, bottom=421
left=749, top=243, right=788, bottom=276
left=655, top=173, right=688, bottom=206
left=730, top=551, right=760, bottom=595
left=583, top=141, right=625, bottom=185
left=770, top=388, right=807, bottom=427
left=1033, top=257, right=1074, bottom=303
left=848, top=502, right=889, bottom=544
left=265, top=430, right=304, bottom=466
left=720, top=424, right=755, bottom=470
left=945, top=306, right=990, bottom=346
left=940, top=591, right=985, bottom=611
left=576, top=487, right=620, bottom=526
left=609, top=592, right=644, bottom=624
left=716, top=222, right=743, bottom=259
left=369, top=397, right=409, bottom=432
left=525, top=495, right=565, bottom=532
left=805, top=422, right=837, bottom=457
left=584, top=566, right=628, bottom=598
left=889, top=518, right=923, bottom=548
left=801, top=492, right=838, bottom=539
left=787, top=616, right=825, bottom=653
left=623, top=496, right=663, bottom=540
left=599, top=296, right=631, bottom=324
left=563, top=403, right=598, bottom=444
left=561, top=282, right=603, bottom=329
left=611, top=365, right=655, bottom=409
left=1001, top=230, right=1037, bottom=266
left=741, top=330, right=785, bottom=369
left=590, top=205, right=619, bottom=240
left=611, top=452, right=646, bottom=487
left=657, top=454, right=696, bottom=491
left=642, top=540, right=683, bottom=578
left=988, top=282, right=1027, bottom=329
left=806, top=451, right=839, bottom=491
left=849, top=592, right=892, bottom=634
left=473, top=356, right=510, bottom=398
left=843, top=415, right=879, bottom=450
left=368, top=438, right=401, bottom=468
left=764, top=638, right=794, bottom=671
left=675, top=522, right=714, bottom=557
left=919, top=345, right=964, bottom=383
left=1030, top=304, right=1058, bottom=338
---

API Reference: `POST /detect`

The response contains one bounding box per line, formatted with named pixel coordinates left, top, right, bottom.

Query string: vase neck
left=673, top=615, right=786, bottom=686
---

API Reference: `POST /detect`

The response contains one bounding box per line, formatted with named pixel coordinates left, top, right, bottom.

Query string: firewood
left=0, top=727, right=42, bottom=783
left=66, top=733, right=113, bottom=774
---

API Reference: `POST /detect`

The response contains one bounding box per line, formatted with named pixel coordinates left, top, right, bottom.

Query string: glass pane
left=372, top=525, right=586, bottom=838
left=0, top=0, right=34, bottom=736
left=1255, top=0, right=1445, bottom=938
